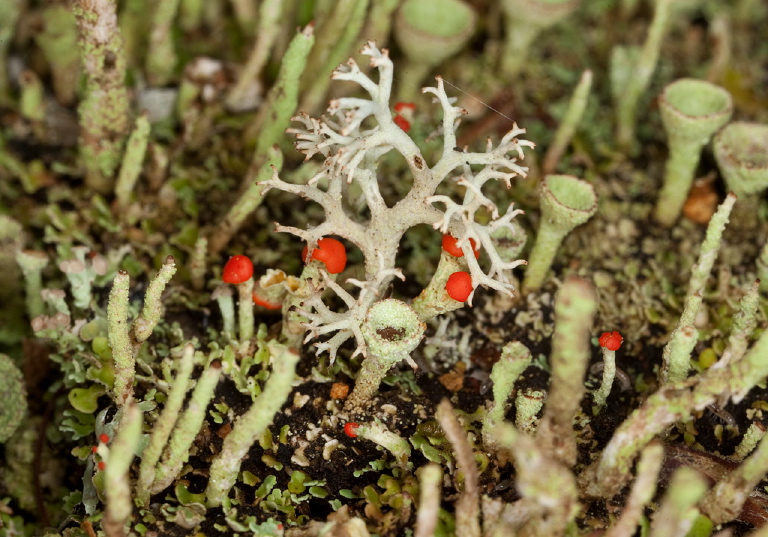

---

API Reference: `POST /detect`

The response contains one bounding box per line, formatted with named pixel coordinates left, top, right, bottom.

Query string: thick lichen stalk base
left=344, top=356, right=390, bottom=412
left=205, top=342, right=299, bottom=507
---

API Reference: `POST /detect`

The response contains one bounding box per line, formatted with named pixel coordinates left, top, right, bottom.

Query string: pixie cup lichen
left=344, top=299, right=425, bottom=411
left=714, top=121, right=768, bottom=199
left=653, top=78, right=732, bottom=227
left=393, top=0, right=476, bottom=102
left=499, top=0, right=580, bottom=79
left=523, top=174, right=597, bottom=291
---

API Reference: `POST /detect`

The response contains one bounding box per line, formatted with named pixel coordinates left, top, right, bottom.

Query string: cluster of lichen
left=1, top=1, right=768, bottom=537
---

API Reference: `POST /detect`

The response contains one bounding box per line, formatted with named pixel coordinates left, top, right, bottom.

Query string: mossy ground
left=1, top=2, right=768, bottom=536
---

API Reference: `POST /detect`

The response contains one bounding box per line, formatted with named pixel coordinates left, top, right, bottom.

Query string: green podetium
left=108, top=256, right=177, bottom=406
left=393, top=0, right=476, bottom=102
left=649, top=467, right=708, bottom=537
left=16, top=249, right=49, bottom=319
left=72, top=0, right=131, bottom=194
left=536, top=277, right=597, bottom=467
left=0, top=354, right=27, bottom=443
left=714, top=121, right=768, bottom=229
left=523, top=175, right=597, bottom=292
left=206, top=341, right=299, bottom=507
left=612, top=0, right=673, bottom=151
left=653, top=78, right=732, bottom=227
left=102, top=403, right=142, bottom=536
left=149, top=359, right=222, bottom=495
left=344, top=299, right=426, bottom=412
left=481, top=341, right=532, bottom=449
left=702, top=426, right=768, bottom=524
left=714, top=122, right=768, bottom=199
left=499, top=0, right=580, bottom=79
left=493, top=421, right=579, bottom=536
left=355, top=420, right=412, bottom=468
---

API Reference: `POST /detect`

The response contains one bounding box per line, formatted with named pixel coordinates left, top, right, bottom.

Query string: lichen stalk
left=343, top=299, right=425, bottom=412
left=482, top=341, right=532, bottom=447
left=613, top=0, right=672, bottom=150
left=535, top=277, right=597, bottom=466
left=688, top=192, right=736, bottom=296
left=16, top=250, right=49, bottom=319
left=108, top=270, right=133, bottom=406
left=415, top=464, right=443, bottom=537
left=236, top=277, right=255, bottom=342
left=659, top=324, right=697, bottom=385
left=648, top=467, right=707, bottom=537
left=103, top=403, right=142, bottom=537
left=436, top=399, right=480, bottom=537
left=733, top=422, right=766, bottom=462
left=356, top=420, right=412, bottom=467
left=592, top=346, right=616, bottom=411
left=0, top=0, right=21, bottom=106
left=151, top=360, right=222, bottom=493
left=515, top=388, right=545, bottom=435
left=73, top=0, right=131, bottom=193
left=145, top=0, right=182, bottom=86
left=702, top=427, right=768, bottom=524
left=542, top=69, right=593, bottom=175
left=714, top=279, right=760, bottom=369
left=205, top=342, right=299, bottom=506
left=34, top=5, right=80, bottom=106
left=243, top=24, right=315, bottom=158
left=208, top=147, right=284, bottom=255
left=225, top=0, right=283, bottom=111
left=133, top=255, right=177, bottom=343
left=136, top=344, right=195, bottom=504
left=494, top=422, right=579, bottom=537
left=604, top=443, right=664, bottom=537
left=115, top=113, right=151, bottom=210
left=302, top=0, right=369, bottom=114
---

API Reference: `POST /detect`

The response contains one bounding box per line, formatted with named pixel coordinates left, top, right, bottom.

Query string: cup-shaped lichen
left=714, top=122, right=768, bottom=198
left=393, top=0, right=476, bottom=101
left=499, top=0, right=580, bottom=78
left=523, top=175, right=597, bottom=291
left=654, top=78, right=732, bottom=227
left=345, top=299, right=426, bottom=411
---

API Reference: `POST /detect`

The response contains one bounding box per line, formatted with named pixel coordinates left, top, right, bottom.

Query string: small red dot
left=91, top=446, right=98, bottom=453
left=344, top=422, right=359, bottom=438
left=97, top=461, right=106, bottom=471
left=99, top=433, right=109, bottom=444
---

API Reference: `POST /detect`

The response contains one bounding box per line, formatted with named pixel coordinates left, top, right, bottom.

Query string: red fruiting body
left=302, top=238, right=347, bottom=274
left=393, top=115, right=411, bottom=132
left=344, top=422, right=359, bottom=438
left=91, top=446, right=98, bottom=454
left=599, top=331, right=623, bottom=351
left=441, top=234, right=480, bottom=258
left=99, top=433, right=109, bottom=444
left=394, top=102, right=415, bottom=113
left=97, top=461, right=106, bottom=471
left=222, top=255, right=254, bottom=284
left=446, top=272, right=473, bottom=302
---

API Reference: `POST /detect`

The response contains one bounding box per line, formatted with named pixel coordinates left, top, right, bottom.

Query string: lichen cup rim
left=714, top=121, right=768, bottom=197
left=395, top=0, right=477, bottom=64
left=659, top=78, right=733, bottom=143
left=540, top=174, right=598, bottom=228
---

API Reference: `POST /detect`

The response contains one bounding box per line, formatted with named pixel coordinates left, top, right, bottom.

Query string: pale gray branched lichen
left=260, top=41, right=532, bottom=360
